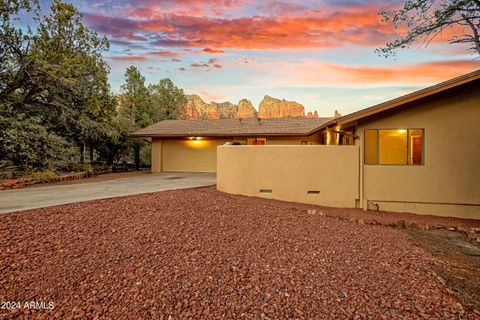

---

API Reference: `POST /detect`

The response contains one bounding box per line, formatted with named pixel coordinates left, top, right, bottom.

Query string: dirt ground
left=407, top=229, right=480, bottom=312
left=0, top=187, right=479, bottom=319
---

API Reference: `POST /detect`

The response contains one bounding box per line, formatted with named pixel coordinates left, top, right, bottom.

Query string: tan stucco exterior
left=217, top=145, right=359, bottom=208
left=147, top=75, right=479, bottom=219
left=356, top=82, right=480, bottom=219
left=215, top=81, right=480, bottom=219
left=158, top=138, right=231, bottom=172
left=150, top=135, right=322, bottom=173
left=151, top=139, right=162, bottom=172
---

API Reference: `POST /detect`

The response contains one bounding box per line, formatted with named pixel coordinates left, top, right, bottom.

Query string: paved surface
left=0, top=172, right=216, bottom=214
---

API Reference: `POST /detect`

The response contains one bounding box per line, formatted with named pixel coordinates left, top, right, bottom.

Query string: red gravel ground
left=0, top=187, right=477, bottom=319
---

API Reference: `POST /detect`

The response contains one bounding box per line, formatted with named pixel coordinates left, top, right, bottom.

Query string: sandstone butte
left=183, top=95, right=320, bottom=120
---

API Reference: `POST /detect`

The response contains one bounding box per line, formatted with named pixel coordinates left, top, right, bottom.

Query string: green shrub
left=0, top=116, right=74, bottom=170
left=68, top=163, right=94, bottom=176
left=24, top=168, right=58, bottom=183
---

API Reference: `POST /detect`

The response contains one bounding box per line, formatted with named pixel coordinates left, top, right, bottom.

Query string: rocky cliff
left=186, top=94, right=220, bottom=119
left=212, top=101, right=237, bottom=119
left=257, top=95, right=305, bottom=118
left=183, top=95, right=319, bottom=120
left=235, top=99, right=256, bottom=119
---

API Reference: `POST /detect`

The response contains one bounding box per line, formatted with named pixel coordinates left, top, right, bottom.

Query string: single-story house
left=130, top=117, right=333, bottom=172
left=132, top=70, right=480, bottom=219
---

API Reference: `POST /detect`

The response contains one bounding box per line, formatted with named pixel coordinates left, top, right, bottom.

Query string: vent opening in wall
left=307, top=190, right=320, bottom=194
left=259, top=189, right=272, bottom=193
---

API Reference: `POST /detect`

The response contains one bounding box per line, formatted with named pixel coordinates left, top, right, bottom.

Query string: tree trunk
left=134, top=143, right=140, bottom=170
left=89, top=145, right=94, bottom=162
left=80, top=143, right=85, bottom=164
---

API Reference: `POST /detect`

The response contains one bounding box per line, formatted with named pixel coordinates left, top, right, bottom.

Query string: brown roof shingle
left=130, top=118, right=332, bottom=137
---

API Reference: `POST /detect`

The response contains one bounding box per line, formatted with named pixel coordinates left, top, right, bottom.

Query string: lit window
left=247, top=137, right=266, bottom=145
left=364, top=129, right=424, bottom=165
left=409, top=129, right=423, bottom=165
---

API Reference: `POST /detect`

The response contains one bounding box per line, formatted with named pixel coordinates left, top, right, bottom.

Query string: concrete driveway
left=0, top=172, right=216, bottom=214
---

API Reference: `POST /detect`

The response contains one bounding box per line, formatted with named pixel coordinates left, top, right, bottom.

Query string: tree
left=0, top=0, right=116, bottom=169
left=120, top=66, right=150, bottom=128
left=0, top=116, right=74, bottom=169
left=377, top=0, right=480, bottom=57
left=30, top=0, right=114, bottom=145
left=148, top=78, right=187, bottom=122
left=115, top=67, right=187, bottom=168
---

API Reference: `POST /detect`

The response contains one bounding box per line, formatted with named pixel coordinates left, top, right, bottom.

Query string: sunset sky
left=49, top=0, right=479, bottom=115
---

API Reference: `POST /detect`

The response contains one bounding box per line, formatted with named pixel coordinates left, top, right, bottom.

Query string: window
left=364, top=129, right=424, bottom=165
left=247, top=137, right=266, bottom=145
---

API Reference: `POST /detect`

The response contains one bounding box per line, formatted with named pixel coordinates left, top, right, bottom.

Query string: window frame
left=364, top=128, right=425, bottom=166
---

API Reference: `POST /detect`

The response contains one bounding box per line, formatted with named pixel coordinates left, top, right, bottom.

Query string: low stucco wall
left=217, top=145, right=359, bottom=208
left=151, top=135, right=323, bottom=173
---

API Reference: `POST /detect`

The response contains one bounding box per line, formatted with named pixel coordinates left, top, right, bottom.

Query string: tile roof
left=130, top=117, right=332, bottom=137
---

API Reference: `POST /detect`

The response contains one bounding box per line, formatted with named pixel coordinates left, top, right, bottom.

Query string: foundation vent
left=259, top=189, right=272, bottom=193
left=307, top=190, right=320, bottom=194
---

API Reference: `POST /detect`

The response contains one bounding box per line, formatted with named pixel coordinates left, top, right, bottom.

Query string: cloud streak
left=83, top=1, right=399, bottom=51
left=247, top=59, right=480, bottom=87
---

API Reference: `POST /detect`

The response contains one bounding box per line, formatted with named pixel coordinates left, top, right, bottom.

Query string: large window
left=364, top=129, right=424, bottom=165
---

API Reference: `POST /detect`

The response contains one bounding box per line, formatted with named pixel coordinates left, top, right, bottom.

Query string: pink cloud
left=83, top=2, right=400, bottom=51
left=248, top=59, right=480, bottom=87
left=203, top=47, right=225, bottom=54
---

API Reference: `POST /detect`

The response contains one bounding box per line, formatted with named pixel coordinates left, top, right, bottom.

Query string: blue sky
left=39, top=0, right=480, bottom=115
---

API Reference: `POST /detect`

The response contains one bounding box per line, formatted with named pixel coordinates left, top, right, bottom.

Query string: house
left=130, top=117, right=332, bottom=172
left=132, top=70, right=480, bottom=219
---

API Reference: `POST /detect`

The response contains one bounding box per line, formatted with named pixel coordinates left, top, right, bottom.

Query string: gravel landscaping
left=0, top=187, right=478, bottom=319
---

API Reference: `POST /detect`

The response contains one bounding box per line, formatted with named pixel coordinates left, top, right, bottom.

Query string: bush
left=24, top=168, right=58, bottom=183
left=0, top=116, right=74, bottom=170
left=68, top=163, right=94, bottom=176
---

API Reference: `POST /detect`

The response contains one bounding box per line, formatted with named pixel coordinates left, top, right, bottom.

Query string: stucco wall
left=160, top=139, right=231, bottom=172
left=357, top=82, right=480, bottom=219
left=151, top=139, right=162, bottom=172
left=151, top=135, right=321, bottom=173
left=217, top=145, right=359, bottom=208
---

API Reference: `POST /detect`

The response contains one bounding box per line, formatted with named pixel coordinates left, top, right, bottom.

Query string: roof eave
left=309, top=69, right=480, bottom=134
left=130, top=132, right=319, bottom=138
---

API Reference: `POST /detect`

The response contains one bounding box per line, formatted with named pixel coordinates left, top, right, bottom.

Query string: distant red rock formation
left=182, top=94, right=322, bottom=120
left=235, top=99, right=256, bottom=119
left=185, top=104, right=200, bottom=119
left=307, top=111, right=319, bottom=118
left=258, top=95, right=304, bottom=118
